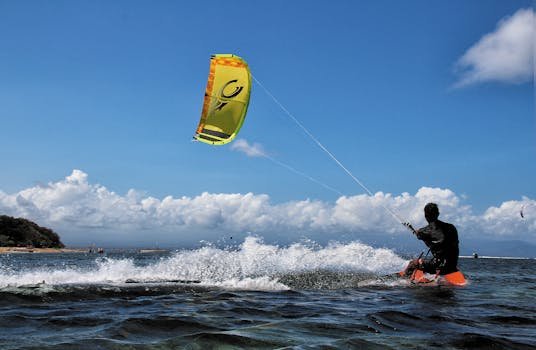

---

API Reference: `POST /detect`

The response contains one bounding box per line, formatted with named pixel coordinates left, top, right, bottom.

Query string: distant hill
left=0, top=215, right=64, bottom=248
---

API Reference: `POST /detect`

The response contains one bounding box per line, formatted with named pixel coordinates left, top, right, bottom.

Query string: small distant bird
left=520, top=205, right=525, bottom=219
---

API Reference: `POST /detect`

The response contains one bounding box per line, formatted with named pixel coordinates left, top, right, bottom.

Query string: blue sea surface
left=0, top=238, right=534, bottom=349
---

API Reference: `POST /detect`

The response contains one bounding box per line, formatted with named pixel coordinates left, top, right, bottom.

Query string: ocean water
left=0, top=237, right=534, bottom=350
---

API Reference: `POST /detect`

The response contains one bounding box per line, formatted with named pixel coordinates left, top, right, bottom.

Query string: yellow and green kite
left=193, top=54, right=252, bottom=145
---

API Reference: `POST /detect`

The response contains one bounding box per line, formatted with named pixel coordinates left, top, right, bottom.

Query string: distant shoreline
left=459, top=255, right=534, bottom=260
left=0, top=247, right=88, bottom=254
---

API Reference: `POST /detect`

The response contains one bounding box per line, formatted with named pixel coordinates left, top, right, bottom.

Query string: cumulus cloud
left=453, top=8, right=534, bottom=87
left=0, top=170, right=534, bottom=244
left=230, top=139, right=267, bottom=157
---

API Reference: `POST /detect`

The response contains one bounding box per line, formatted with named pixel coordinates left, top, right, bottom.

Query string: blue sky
left=0, top=1, right=534, bottom=249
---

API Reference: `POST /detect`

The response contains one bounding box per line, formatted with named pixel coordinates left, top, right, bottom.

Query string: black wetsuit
left=416, top=220, right=459, bottom=274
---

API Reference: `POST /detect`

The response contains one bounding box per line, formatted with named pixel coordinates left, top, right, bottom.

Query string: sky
left=0, top=1, right=534, bottom=252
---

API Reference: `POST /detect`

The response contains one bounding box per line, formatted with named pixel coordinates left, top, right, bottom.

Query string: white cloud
left=1, top=170, right=535, bottom=245
left=230, top=139, right=267, bottom=157
left=482, top=197, right=536, bottom=237
left=453, top=8, right=534, bottom=87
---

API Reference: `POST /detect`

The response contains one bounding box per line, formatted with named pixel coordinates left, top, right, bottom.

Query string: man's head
left=424, top=202, right=439, bottom=223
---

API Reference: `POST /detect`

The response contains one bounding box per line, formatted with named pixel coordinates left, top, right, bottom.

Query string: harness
left=411, top=248, right=445, bottom=283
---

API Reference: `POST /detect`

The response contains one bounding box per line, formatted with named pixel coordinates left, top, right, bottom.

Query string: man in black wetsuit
left=404, top=203, right=459, bottom=275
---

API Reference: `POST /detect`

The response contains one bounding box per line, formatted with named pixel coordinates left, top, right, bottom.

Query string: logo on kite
left=193, top=54, right=251, bottom=146
left=215, top=80, right=244, bottom=111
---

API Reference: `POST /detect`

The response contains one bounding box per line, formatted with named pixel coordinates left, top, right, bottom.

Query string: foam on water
left=0, top=236, right=407, bottom=291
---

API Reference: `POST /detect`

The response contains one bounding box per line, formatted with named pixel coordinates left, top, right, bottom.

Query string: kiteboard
left=398, top=267, right=466, bottom=286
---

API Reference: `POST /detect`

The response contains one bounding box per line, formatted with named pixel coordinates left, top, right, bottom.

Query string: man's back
left=417, top=220, right=459, bottom=273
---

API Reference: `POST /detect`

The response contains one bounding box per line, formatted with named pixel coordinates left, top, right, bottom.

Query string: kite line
left=252, top=75, right=410, bottom=229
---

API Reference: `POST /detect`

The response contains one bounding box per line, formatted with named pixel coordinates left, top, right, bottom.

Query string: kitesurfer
left=404, top=203, right=459, bottom=276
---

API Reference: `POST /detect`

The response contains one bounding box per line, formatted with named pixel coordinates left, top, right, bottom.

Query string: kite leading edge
left=193, top=54, right=252, bottom=145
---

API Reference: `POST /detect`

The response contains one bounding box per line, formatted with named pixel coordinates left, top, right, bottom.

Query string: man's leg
left=404, top=258, right=422, bottom=276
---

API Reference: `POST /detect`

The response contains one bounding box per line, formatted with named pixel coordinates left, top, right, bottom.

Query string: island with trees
left=0, top=215, right=70, bottom=253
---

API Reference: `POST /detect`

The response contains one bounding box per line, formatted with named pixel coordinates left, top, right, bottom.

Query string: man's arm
left=415, top=225, right=434, bottom=243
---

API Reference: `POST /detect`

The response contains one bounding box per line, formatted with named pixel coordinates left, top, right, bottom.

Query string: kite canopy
left=193, top=54, right=251, bottom=145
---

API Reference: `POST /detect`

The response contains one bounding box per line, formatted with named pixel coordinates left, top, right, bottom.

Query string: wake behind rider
left=406, top=203, right=460, bottom=275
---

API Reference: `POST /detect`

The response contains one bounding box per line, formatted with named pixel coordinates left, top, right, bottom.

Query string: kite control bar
left=403, top=222, right=418, bottom=235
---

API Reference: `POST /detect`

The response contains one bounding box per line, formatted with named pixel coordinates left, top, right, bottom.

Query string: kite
left=193, top=54, right=252, bottom=145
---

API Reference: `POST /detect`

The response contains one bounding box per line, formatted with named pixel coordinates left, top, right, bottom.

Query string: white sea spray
left=0, top=236, right=407, bottom=290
